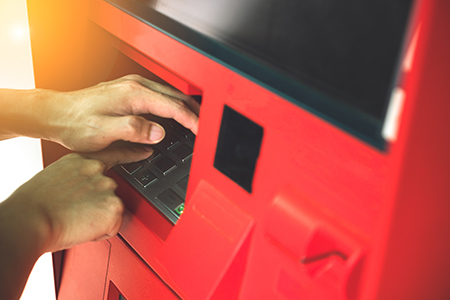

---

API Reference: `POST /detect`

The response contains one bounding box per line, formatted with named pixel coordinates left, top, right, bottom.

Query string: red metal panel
left=32, top=0, right=450, bottom=298
left=106, top=237, right=180, bottom=300
left=89, top=0, right=387, bottom=237
left=158, top=180, right=254, bottom=299
left=57, top=240, right=110, bottom=300
left=87, top=0, right=394, bottom=298
left=362, top=0, right=450, bottom=299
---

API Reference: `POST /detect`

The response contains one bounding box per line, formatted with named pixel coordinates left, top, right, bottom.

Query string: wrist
left=30, top=88, right=83, bottom=150
left=0, top=193, right=52, bottom=258
left=0, top=88, right=60, bottom=141
left=0, top=194, right=53, bottom=300
left=26, top=88, right=66, bottom=144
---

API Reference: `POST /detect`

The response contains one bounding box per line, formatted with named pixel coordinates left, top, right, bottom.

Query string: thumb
left=83, top=141, right=154, bottom=170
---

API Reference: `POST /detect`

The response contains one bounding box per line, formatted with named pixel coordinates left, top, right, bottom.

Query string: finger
left=135, top=91, right=199, bottom=134
left=118, top=75, right=200, bottom=133
left=91, top=209, right=123, bottom=242
left=83, top=141, right=154, bottom=170
left=92, top=227, right=120, bottom=242
left=122, top=74, right=200, bottom=114
left=93, top=234, right=113, bottom=242
left=138, top=80, right=201, bottom=116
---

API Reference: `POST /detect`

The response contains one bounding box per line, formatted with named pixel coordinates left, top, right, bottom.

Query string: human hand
left=2, top=142, right=151, bottom=254
left=40, top=74, right=200, bottom=152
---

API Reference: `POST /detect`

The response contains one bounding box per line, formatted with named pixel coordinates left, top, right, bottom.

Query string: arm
left=0, top=74, right=200, bottom=151
left=0, top=88, right=51, bottom=141
left=0, top=74, right=200, bottom=299
left=0, top=148, right=149, bottom=300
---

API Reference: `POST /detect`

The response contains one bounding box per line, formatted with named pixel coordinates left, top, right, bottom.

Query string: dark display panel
left=149, top=0, right=413, bottom=121
left=108, top=0, right=414, bottom=148
left=214, top=106, right=264, bottom=193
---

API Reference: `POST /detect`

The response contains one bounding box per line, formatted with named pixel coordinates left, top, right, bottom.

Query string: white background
left=0, top=0, right=56, bottom=299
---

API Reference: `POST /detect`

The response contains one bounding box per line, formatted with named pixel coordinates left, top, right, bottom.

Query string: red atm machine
left=28, top=0, right=450, bottom=299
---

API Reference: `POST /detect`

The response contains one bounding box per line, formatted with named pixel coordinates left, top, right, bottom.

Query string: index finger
left=81, top=141, right=154, bottom=170
left=122, top=74, right=201, bottom=115
left=144, top=92, right=199, bottom=135
left=127, top=91, right=199, bottom=135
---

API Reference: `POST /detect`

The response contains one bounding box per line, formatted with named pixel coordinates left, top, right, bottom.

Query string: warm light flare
left=1, top=1, right=55, bottom=300
left=9, top=23, right=28, bottom=41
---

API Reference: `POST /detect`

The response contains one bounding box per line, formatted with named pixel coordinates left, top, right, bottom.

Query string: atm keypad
left=114, top=115, right=194, bottom=224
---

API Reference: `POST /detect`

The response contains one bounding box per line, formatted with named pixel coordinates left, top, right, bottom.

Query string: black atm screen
left=109, top=0, right=414, bottom=147
left=145, top=0, right=413, bottom=121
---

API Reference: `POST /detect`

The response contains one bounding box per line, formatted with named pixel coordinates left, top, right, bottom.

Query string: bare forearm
left=0, top=88, right=57, bottom=141
left=0, top=75, right=200, bottom=299
left=0, top=149, right=144, bottom=299
left=0, top=76, right=200, bottom=152
left=0, top=196, right=49, bottom=300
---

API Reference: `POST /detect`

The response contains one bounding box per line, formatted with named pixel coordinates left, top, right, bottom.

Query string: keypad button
left=174, top=123, right=193, bottom=138
left=162, top=118, right=177, bottom=127
left=146, top=149, right=161, bottom=162
left=121, top=162, right=143, bottom=175
left=156, top=189, right=183, bottom=210
left=172, top=144, right=193, bottom=162
left=177, top=175, right=189, bottom=192
left=159, top=134, right=180, bottom=150
left=175, top=203, right=185, bottom=216
left=134, top=169, right=157, bottom=187
left=188, top=134, right=196, bottom=143
left=155, top=157, right=177, bottom=175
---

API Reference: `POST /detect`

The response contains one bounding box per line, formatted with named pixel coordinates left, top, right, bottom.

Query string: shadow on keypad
left=114, top=115, right=195, bottom=224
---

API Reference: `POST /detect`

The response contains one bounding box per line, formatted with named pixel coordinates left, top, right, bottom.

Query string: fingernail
left=149, top=124, right=165, bottom=142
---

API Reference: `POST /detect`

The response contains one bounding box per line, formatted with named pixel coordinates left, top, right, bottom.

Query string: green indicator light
left=175, top=203, right=185, bottom=216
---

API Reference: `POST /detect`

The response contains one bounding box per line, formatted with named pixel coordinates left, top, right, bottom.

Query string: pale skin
left=0, top=74, right=200, bottom=300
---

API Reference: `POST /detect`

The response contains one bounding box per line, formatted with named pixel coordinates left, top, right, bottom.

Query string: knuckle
left=171, top=97, right=190, bottom=113
left=125, top=115, right=143, bottom=130
left=96, top=177, right=118, bottom=191
left=80, top=159, right=106, bottom=175
left=106, top=196, right=125, bottom=215
left=122, top=116, right=144, bottom=137
left=119, top=78, right=143, bottom=92
left=64, top=152, right=83, bottom=162
left=122, top=74, right=142, bottom=81
left=91, top=160, right=107, bottom=172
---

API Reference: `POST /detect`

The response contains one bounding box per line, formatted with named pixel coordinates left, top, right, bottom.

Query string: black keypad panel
left=134, top=169, right=158, bottom=188
left=156, top=189, right=183, bottom=211
left=121, top=161, right=143, bottom=175
left=114, top=115, right=195, bottom=224
left=177, top=175, right=189, bottom=192
left=146, top=148, right=161, bottom=162
left=172, top=144, right=193, bottom=162
left=175, top=123, right=194, bottom=138
left=159, top=133, right=180, bottom=150
left=155, top=157, right=177, bottom=175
